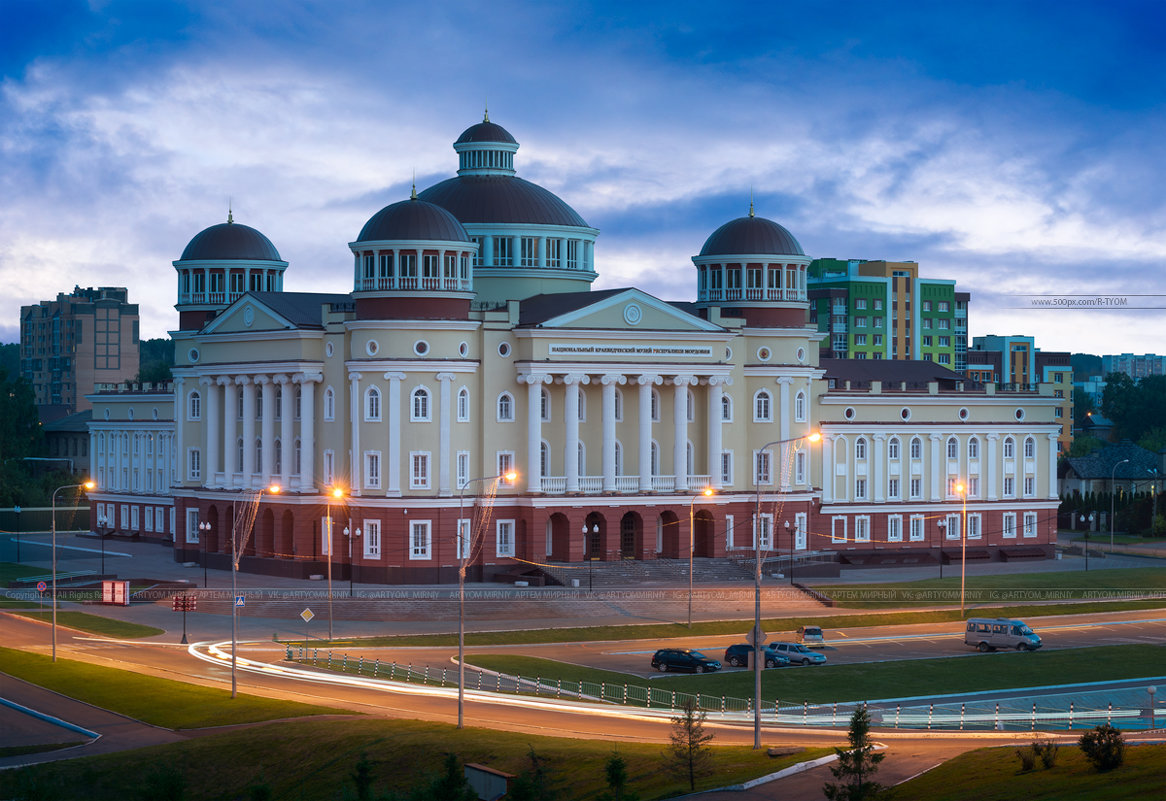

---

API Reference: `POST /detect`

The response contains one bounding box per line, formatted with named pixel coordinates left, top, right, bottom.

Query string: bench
left=13, top=570, right=98, bottom=584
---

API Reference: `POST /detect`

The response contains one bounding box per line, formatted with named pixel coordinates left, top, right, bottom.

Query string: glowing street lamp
left=325, top=486, right=346, bottom=642
left=51, top=480, right=95, bottom=661
left=956, top=481, right=968, bottom=618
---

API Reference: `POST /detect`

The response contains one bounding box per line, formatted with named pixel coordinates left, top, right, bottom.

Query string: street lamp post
left=751, top=432, right=820, bottom=750
left=1110, top=459, right=1130, bottom=550
left=957, top=482, right=968, bottom=618
left=51, top=480, right=95, bottom=662
left=1080, top=513, right=1095, bottom=570
left=324, top=487, right=345, bottom=643
left=97, top=513, right=108, bottom=576
left=230, top=484, right=280, bottom=698
left=457, top=470, right=517, bottom=730
left=688, top=487, right=715, bottom=629
left=344, top=525, right=362, bottom=597
left=199, top=521, right=211, bottom=587
left=13, top=505, right=20, bottom=563
left=581, top=523, right=598, bottom=591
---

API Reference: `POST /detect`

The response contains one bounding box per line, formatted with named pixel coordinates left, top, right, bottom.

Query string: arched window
left=1003, top=436, right=1016, bottom=459
left=365, top=387, right=381, bottom=421
left=910, top=436, right=922, bottom=459
left=411, top=387, right=431, bottom=421
left=1024, top=436, right=1036, bottom=459
left=794, top=390, right=806, bottom=423
left=540, top=441, right=550, bottom=476
left=754, top=390, right=773, bottom=422
left=497, top=392, right=514, bottom=421
left=888, top=436, right=900, bottom=459
left=855, top=437, right=867, bottom=459
left=686, top=440, right=695, bottom=474
left=686, top=389, right=695, bottom=422
left=577, top=441, right=586, bottom=474
left=540, top=387, right=551, bottom=421
left=577, top=390, right=586, bottom=421
left=947, top=437, right=958, bottom=460
left=650, top=441, right=660, bottom=475
left=968, top=436, right=979, bottom=459
left=721, top=394, right=733, bottom=422
left=323, top=387, right=335, bottom=421
left=457, top=387, right=470, bottom=421
left=650, top=390, right=660, bottom=422
left=188, top=391, right=201, bottom=421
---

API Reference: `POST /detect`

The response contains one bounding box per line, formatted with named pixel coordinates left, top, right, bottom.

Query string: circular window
left=1015, top=408, right=1026, bottom=421
left=796, top=347, right=807, bottom=364
left=188, top=348, right=200, bottom=363
left=459, top=341, right=469, bottom=357
left=958, top=407, right=970, bottom=421
left=498, top=342, right=512, bottom=358
left=325, top=342, right=334, bottom=358
left=757, top=347, right=771, bottom=362
left=414, top=340, right=430, bottom=356
left=725, top=347, right=732, bottom=361
left=844, top=407, right=856, bottom=420
left=127, top=408, right=134, bottom=421
left=243, top=305, right=255, bottom=327
left=365, top=339, right=379, bottom=356
left=152, top=407, right=159, bottom=420
left=623, top=303, right=643, bottom=325
left=104, top=409, right=110, bottom=420
left=900, top=407, right=912, bottom=421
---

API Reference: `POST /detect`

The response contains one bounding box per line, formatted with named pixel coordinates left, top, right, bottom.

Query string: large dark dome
left=357, top=197, right=469, bottom=243
left=455, top=120, right=517, bottom=145
left=180, top=221, right=282, bottom=261
left=419, top=175, right=590, bottom=228
left=699, top=215, right=804, bottom=257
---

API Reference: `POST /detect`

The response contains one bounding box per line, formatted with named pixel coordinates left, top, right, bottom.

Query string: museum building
left=86, top=116, right=1061, bottom=583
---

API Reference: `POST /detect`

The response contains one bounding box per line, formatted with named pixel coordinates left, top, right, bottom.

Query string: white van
left=797, top=625, right=825, bottom=646
left=964, top=618, right=1042, bottom=652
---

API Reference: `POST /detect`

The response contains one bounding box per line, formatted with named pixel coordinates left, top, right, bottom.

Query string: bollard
left=374, top=659, right=379, bottom=677
left=557, top=679, right=562, bottom=699
left=995, top=703, right=999, bottom=730
left=803, top=700, right=808, bottom=725
left=1069, top=702, right=1074, bottom=729
left=624, top=684, right=628, bottom=704
left=928, top=704, right=933, bottom=730
left=960, top=703, right=965, bottom=731
left=895, top=704, right=901, bottom=729
left=1108, top=701, right=1112, bottom=725
left=358, top=656, right=363, bottom=674
left=342, top=654, right=348, bottom=672
left=832, top=702, right=837, bottom=727
left=1031, top=703, right=1036, bottom=731
left=478, top=671, right=483, bottom=690
left=722, top=695, right=726, bottom=714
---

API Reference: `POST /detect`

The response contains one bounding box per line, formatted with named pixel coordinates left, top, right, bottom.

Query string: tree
left=1073, top=387, right=1094, bottom=424
left=1068, top=434, right=1104, bottom=458
left=507, top=747, right=557, bottom=801
left=1078, top=724, right=1125, bottom=771
left=598, top=752, right=639, bottom=801
left=823, top=705, right=885, bottom=801
left=665, top=699, right=714, bottom=792
left=408, top=753, right=477, bottom=801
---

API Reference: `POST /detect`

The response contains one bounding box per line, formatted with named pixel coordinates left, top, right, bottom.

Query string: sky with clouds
left=2, top=0, right=1165, bottom=356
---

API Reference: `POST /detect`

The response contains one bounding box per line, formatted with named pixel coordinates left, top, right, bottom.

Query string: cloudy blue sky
left=2, top=0, right=1164, bottom=354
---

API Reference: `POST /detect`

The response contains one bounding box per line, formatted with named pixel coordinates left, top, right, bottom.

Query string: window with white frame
left=323, top=449, right=334, bottom=484
left=1024, top=476, right=1035, bottom=497
left=540, top=387, right=551, bottom=421
left=721, top=451, right=733, bottom=485
left=323, top=386, right=335, bottom=421
left=497, top=451, right=514, bottom=478
left=795, top=449, right=807, bottom=485
left=946, top=437, right=958, bottom=460
left=947, top=477, right=962, bottom=497
left=756, top=513, right=773, bottom=550
left=497, top=392, right=514, bottom=421
left=753, top=390, right=772, bottom=422
left=1023, top=512, right=1038, bottom=537
left=130, top=506, right=139, bottom=531
left=721, top=394, right=732, bottom=422
left=409, top=521, right=431, bottom=559
left=143, top=507, right=153, bottom=532
left=794, top=512, right=807, bottom=549
left=794, top=391, right=806, bottom=422
left=968, top=476, right=979, bottom=497
left=496, top=519, right=515, bottom=557
left=650, top=389, right=660, bottom=421
left=364, top=452, right=381, bottom=489
left=188, top=448, right=201, bottom=481
left=888, top=437, right=900, bottom=459
left=854, top=516, right=870, bottom=542
left=855, top=437, right=867, bottom=459
left=294, top=438, right=302, bottom=474
left=855, top=478, right=868, bottom=500
left=457, top=387, right=470, bottom=421
left=364, top=519, right=381, bottom=558
left=1024, top=436, right=1036, bottom=459
left=910, top=477, right=922, bottom=499
left=910, top=437, right=922, bottom=459
left=1003, top=476, right=1015, bottom=497
left=945, top=513, right=961, bottom=540
left=909, top=514, right=925, bottom=541
left=887, top=477, right=900, bottom=499
left=539, top=442, right=550, bottom=479
left=614, top=389, right=623, bottom=421
left=650, top=441, right=659, bottom=475
left=1003, top=436, right=1015, bottom=459
left=457, top=518, right=471, bottom=559
left=577, top=390, right=586, bottom=421
left=411, top=387, right=431, bottom=421
left=410, top=452, right=430, bottom=489
left=967, top=513, right=982, bottom=539
left=831, top=517, right=847, bottom=543
left=754, top=450, right=771, bottom=485
left=456, top=451, right=470, bottom=489
left=365, top=386, right=382, bottom=420
left=185, top=508, right=200, bottom=544
left=188, top=391, right=201, bottom=420
left=120, top=505, right=129, bottom=528
left=1002, top=512, right=1017, bottom=538
left=968, top=436, right=979, bottom=459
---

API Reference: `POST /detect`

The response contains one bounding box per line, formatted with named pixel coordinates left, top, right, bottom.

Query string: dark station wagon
left=651, top=648, right=722, bottom=673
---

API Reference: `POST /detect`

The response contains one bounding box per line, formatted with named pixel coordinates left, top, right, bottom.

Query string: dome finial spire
left=749, top=187, right=754, bottom=218
left=227, top=198, right=234, bottom=224
left=484, top=97, right=489, bottom=123
left=411, top=169, right=418, bottom=200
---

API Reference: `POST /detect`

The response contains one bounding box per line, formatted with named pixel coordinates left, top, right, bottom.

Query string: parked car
left=964, top=618, right=1042, bottom=652
left=723, top=643, right=792, bottom=668
left=768, top=641, right=828, bottom=665
left=797, top=625, right=826, bottom=646
left=651, top=648, right=722, bottom=673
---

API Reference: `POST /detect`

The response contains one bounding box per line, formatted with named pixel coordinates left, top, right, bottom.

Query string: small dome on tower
left=180, top=215, right=282, bottom=261
left=699, top=213, right=804, bottom=258
left=455, top=120, right=518, bottom=145
left=357, top=196, right=470, bottom=243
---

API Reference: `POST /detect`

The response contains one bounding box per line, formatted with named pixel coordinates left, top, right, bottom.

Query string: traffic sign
left=300, top=608, right=315, bottom=623
left=235, top=595, right=245, bottom=608
left=36, top=581, right=47, bottom=593
left=747, top=624, right=767, bottom=647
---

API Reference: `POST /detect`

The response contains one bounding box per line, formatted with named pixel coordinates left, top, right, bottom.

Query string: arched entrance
left=278, top=509, right=295, bottom=560
left=619, top=512, right=643, bottom=560
left=694, top=509, right=715, bottom=557
left=205, top=505, right=221, bottom=553
left=660, top=510, right=680, bottom=558
left=584, top=512, right=604, bottom=560
left=254, top=508, right=275, bottom=558
left=548, top=513, right=571, bottom=562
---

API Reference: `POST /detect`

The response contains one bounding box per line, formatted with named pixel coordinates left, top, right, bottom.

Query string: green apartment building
left=808, top=259, right=968, bottom=370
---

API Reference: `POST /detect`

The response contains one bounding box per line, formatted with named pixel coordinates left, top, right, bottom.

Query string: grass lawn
left=0, top=741, right=87, bottom=759
left=886, top=742, right=1166, bottom=801
left=5, top=609, right=165, bottom=638
left=0, top=561, right=48, bottom=584
left=0, top=647, right=345, bottom=729
left=466, top=644, right=1166, bottom=705
left=0, top=717, right=830, bottom=801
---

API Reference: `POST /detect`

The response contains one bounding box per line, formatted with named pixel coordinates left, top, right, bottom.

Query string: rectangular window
left=144, top=507, right=153, bottom=532
left=831, top=516, right=847, bottom=543
left=755, top=513, right=773, bottom=550
left=855, top=334, right=867, bottom=346
left=754, top=450, right=771, bottom=485
left=1024, top=476, right=1035, bottom=497
left=496, top=519, right=515, bottom=557
left=457, top=451, right=470, bottom=489
left=567, top=239, right=579, bottom=269
left=321, top=515, right=334, bottom=555
left=546, top=238, right=562, bottom=268
left=411, top=452, right=430, bottom=489
left=497, top=451, right=515, bottom=479
left=855, top=299, right=867, bottom=310
left=909, top=514, right=925, bottom=542
left=945, top=513, right=960, bottom=540
left=854, top=516, right=870, bottom=542
left=794, top=512, right=807, bottom=550
left=968, top=476, right=979, bottom=497
left=521, top=237, right=538, bottom=267
left=887, top=477, right=900, bottom=499
left=130, top=506, right=139, bottom=531
left=185, top=508, right=200, bottom=544
left=1003, top=476, right=1015, bottom=497
left=854, top=478, right=867, bottom=500
left=364, top=451, right=381, bottom=489
left=910, top=477, right=921, bottom=499
left=422, top=253, right=439, bottom=279
left=187, top=448, right=201, bottom=481
left=721, top=451, right=733, bottom=485
left=364, top=519, right=381, bottom=558
left=967, top=513, right=981, bottom=540
left=1002, top=512, right=1017, bottom=539
left=794, top=450, right=806, bottom=485
left=495, top=237, right=512, bottom=266
left=323, top=450, right=335, bottom=485
left=410, top=521, right=432, bottom=559
left=457, top=519, right=472, bottom=560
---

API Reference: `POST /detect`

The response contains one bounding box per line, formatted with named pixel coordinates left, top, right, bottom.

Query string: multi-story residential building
left=968, top=336, right=1073, bottom=453
left=20, top=286, right=140, bottom=422
left=1100, top=353, right=1166, bottom=379
left=808, top=260, right=964, bottom=368
left=87, top=116, right=1061, bottom=581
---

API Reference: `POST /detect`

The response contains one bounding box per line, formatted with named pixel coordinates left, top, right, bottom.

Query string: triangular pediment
left=200, top=295, right=299, bottom=335
left=530, top=289, right=724, bottom=332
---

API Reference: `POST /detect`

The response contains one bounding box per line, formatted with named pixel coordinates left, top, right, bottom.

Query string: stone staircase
left=539, top=556, right=755, bottom=588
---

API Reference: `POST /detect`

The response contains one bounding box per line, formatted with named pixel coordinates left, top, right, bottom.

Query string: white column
left=483, top=234, right=494, bottom=266
left=173, top=377, right=185, bottom=486
left=202, top=378, right=217, bottom=487
left=777, top=377, right=792, bottom=490
left=298, top=374, right=318, bottom=489
left=239, top=377, right=255, bottom=486
left=257, top=376, right=274, bottom=484
left=524, top=375, right=546, bottom=493
left=673, top=375, right=693, bottom=492
left=538, top=236, right=547, bottom=268
left=349, top=372, right=362, bottom=494
left=637, top=376, right=657, bottom=491
left=385, top=372, right=405, bottom=496
left=220, top=376, right=236, bottom=488
left=707, top=378, right=724, bottom=490
left=564, top=374, right=583, bottom=492
left=1046, top=433, right=1059, bottom=498
left=437, top=373, right=455, bottom=495
left=821, top=435, right=834, bottom=503
left=601, top=374, right=624, bottom=491
left=986, top=434, right=999, bottom=500
left=275, top=375, right=292, bottom=490
left=929, top=434, right=943, bottom=501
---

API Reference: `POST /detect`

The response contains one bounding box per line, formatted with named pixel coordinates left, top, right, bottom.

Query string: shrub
left=1015, top=746, right=1036, bottom=772
left=1078, top=724, right=1125, bottom=771
left=1036, top=740, right=1059, bottom=769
